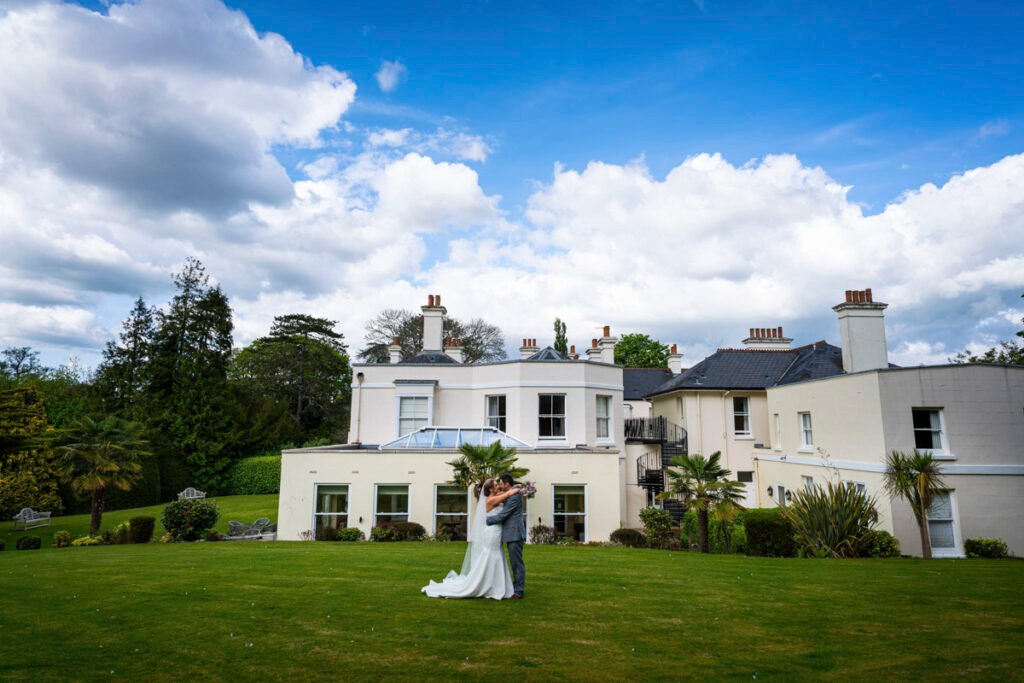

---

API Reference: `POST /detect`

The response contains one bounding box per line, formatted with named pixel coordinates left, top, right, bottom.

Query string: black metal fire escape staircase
left=625, top=416, right=688, bottom=525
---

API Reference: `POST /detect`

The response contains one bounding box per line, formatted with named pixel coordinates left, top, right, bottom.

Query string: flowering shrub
left=520, top=482, right=537, bottom=499
left=161, top=499, right=220, bottom=542
left=53, top=530, right=73, bottom=548
left=71, top=535, right=103, bottom=546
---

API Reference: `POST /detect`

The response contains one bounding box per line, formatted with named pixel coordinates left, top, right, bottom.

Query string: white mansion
left=277, top=291, right=1024, bottom=557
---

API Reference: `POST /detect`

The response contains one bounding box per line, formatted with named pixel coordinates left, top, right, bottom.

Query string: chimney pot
left=592, top=338, right=598, bottom=348
left=865, top=288, right=872, bottom=303
left=435, top=294, right=442, bottom=306
left=603, top=325, right=610, bottom=338
left=570, top=344, right=576, bottom=353
left=671, top=343, right=678, bottom=353
left=429, top=294, right=435, bottom=306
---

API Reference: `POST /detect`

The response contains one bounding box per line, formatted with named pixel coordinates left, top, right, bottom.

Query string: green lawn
left=1, top=542, right=1021, bottom=681
left=0, top=494, right=279, bottom=548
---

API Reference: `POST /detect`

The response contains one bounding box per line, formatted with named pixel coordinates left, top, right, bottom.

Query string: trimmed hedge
left=226, top=455, right=281, bottom=495
left=610, top=528, right=646, bottom=548
left=16, top=535, right=42, bottom=550
left=856, top=530, right=901, bottom=558
left=965, top=538, right=1010, bottom=559
left=129, top=516, right=156, bottom=544
left=744, top=509, right=797, bottom=557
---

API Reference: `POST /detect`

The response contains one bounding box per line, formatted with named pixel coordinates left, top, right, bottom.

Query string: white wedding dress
left=422, top=494, right=514, bottom=600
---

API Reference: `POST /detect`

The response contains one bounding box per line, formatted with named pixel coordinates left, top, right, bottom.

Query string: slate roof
left=399, top=350, right=459, bottom=365
left=623, top=368, right=675, bottom=400
left=646, top=341, right=844, bottom=397
left=526, top=346, right=572, bottom=361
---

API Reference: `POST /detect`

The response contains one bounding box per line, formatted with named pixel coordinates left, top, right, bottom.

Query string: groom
left=486, top=473, right=526, bottom=600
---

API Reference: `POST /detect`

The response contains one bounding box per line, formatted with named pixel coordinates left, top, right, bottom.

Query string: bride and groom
left=422, top=473, right=526, bottom=600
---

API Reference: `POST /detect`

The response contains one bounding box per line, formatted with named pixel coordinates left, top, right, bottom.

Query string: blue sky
left=1, top=0, right=1022, bottom=369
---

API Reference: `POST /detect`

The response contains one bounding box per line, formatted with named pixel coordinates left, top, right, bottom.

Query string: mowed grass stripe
left=1, top=542, right=1022, bottom=681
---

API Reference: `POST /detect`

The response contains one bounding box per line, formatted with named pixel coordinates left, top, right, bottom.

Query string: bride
left=422, top=478, right=522, bottom=600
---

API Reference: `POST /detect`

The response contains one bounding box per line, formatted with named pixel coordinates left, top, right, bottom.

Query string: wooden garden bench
left=13, top=507, right=51, bottom=530
left=177, top=487, right=207, bottom=501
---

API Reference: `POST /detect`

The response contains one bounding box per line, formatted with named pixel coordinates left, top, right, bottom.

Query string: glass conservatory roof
left=380, top=426, right=531, bottom=450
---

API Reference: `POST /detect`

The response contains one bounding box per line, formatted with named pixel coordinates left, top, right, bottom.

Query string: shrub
left=102, top=521, right=131, bottom=545
left=71, top=535, right=103, bottom=546
left=335, top=527, right=365, bottom=542
left=639, top=507, right=674, bottom=549
left=370, top=526, right=403, bottom=542
left=856, top=530, right=901, bottom=558
left=391, top=521, right=426, bottom=541
left=781, top=482, right=880, bottom=559
left=161, top=499, right=220, bottom=542
left=16, top=535, right=42, bottom=550
left=529, top=524, right=559, bottom=545
left=226, top=455, right=282, bottom=495
left=683, top=510, right=746, bottom=553
left=610, top=528, right=646, bottom=548
left=53, top=530, right=73, bottom=548
left=129, top=516, right=156, bottom=544
left=744, top=509, right=797, bottom=557
left=965, top=538, right=1010, bottom=559
left=206, top=530, right=227, bottom=542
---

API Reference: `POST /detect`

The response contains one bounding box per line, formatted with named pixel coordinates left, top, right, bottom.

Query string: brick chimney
left=833, top=288, right=889, bottom=373
left=598, top=325, right=618, bottom=364
left=667, top=344, right=684, bottom=374
left=519, top=338, right=539, bottom=359
left=569, top=344, right=580, bottom=361
left=388, top=336, right=402, bottom=364
left=742, top=326, right=793, bottom=350
left=444, top=337, right=465, bottom=364
left=585, top=338, right=602, bottom=362
left=420, top=294, right=447, bottom=352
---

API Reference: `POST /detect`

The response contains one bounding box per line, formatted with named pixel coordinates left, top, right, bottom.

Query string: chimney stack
left=420, top=293, right=447, bottom=352
left=585, top=338, right=602, bottom=362
left=519, top=338, right=539, bottom=359
left=742, top=326, right=793, bottom=350
left=833, top=288, right=889, bottom=373
left=598, top=326, right=618, bottom=364
left=388, top=336, right=402, bottom=364
left=667, top=343, right=684, bottom=374
left=444, top=337, right=465, bottom=364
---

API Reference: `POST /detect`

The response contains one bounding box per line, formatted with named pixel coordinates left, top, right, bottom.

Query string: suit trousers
left=506, top=541, right=525, bottom=597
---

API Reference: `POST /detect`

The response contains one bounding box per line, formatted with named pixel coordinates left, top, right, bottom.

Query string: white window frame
left=373, top=483, right=410, bottom=528
left=776, top=482, right=789, bottom=508
left=538, top=393, right=567, bottom=441
left=395, top=394, right=433, bottom=438
left=842, top=480, right=867, bottom=496
left=551, top=483, right=588, bottom=542
left=311, top=483, right=350, bottom=539
left=927, top=489, right=962, bottom=558
left=433, top=484, right=470, bottom=540
left=595, top=395, right=612, bottom=442
left=912, top=407, right=952, bottom=459
left=485, top=394, right=507, bottom=432
left=773, top=413, right=782, bottom=451
left=801, top=475, right=814, bottom=492
left=798, top=412, right=814, bottom=452
left=732, top=396, right=752, bottom=438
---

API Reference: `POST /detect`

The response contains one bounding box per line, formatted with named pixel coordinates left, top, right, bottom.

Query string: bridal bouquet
left=519, top=481, right=537, bottom=499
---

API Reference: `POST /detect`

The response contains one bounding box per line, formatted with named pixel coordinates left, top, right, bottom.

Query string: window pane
left=928, top=520, right=955, bottom=548
left=912, top=409, right=932, bottom=429
left=737, top=471, right=754, bottom=483
left=377, top=486, right=409, bottom=514
left=553, top=515, right=586, bottom=541
left=597, top=396, right=610, bottom=418
left=733, top=397, right=745, bottom=413
left=552, top=395, right=565, bottom=414
left=316, top=485, right=349, bottom=514
left=434, top=429, right=458, bottom=447
left=539, top=394, right=552, bottom=414
left=928, top=491, right=952, bottom=520
left=315, top=515, right=348, bottom=539
left=554, top=485, right=585, bottom=513
left=914, top=429, right=936, bottom=449
left=436, top=486, right=468, bottom=513
left=734, top=415, right=748, bottom=432
left=436, top=514, right=468, bottom=541
left=550, top=418, right=566, bottom=437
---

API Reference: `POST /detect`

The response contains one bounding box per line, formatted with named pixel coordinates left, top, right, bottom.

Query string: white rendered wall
left=277, top=447, right=624, bottom=542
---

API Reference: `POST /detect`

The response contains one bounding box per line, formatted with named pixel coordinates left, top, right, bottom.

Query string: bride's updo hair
left=481, top=478, right=496, bottom=497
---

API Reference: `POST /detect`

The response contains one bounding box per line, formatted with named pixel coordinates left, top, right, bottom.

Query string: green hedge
left=965, top=538, right=1010, bottom=559
left=744, top=508, right=797, bottom=557
left=226, top=455, right=282, bottom=495
left=682, top=509, right=747, bottom=554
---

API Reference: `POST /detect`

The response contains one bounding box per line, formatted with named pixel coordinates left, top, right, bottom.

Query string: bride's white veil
left=459, top=486, right=489, bottom=575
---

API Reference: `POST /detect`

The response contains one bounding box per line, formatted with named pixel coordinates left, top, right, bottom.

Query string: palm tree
left=658, top=451, right=745, bottom=553
left=883, top=449, right=946, bottom=559
left=446, top=441, right=529, bottom=498
left=57, top=416, right=151, bottom=534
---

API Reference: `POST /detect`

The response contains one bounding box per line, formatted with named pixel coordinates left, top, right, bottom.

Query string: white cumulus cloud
left=375, top=59, right=408, bottom=93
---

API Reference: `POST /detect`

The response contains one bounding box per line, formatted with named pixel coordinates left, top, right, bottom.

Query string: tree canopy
left=951, top=292, right=1023, bottom=366
left=614, top=333, right=671, bottom=368
left=359, top=309, right=505, bottom=363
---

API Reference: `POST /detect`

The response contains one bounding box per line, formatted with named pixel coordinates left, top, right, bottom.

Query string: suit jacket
left=486, top=490, right=527, bottom=543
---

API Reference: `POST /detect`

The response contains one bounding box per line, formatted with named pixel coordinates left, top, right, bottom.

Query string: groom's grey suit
left=486, top=491, right=526, bottom=598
